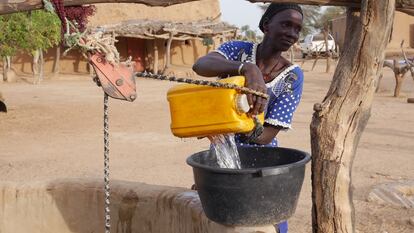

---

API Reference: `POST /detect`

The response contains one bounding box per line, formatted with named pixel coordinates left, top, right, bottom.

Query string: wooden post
left=162, top=32, right=173, bottom=74
left=154, top=40, right=159, bottom=74
left=311, top=57, right=319, bottom=71
left=310, top=1, right=395, bottom=233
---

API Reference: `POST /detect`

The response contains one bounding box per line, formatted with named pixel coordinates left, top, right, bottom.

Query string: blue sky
left=219, top=0, right=265, bottom=35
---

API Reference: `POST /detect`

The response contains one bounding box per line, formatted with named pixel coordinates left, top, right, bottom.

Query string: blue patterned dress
left=214, top=41, right=304, bottom=147
left=214, top=41, right=304, bottom=233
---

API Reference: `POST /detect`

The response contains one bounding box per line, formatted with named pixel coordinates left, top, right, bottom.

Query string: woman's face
left=263, top=9, right=303, bottom=51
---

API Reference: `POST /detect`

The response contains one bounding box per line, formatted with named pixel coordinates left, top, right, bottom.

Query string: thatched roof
left=92, top=19, right=238, bottom=40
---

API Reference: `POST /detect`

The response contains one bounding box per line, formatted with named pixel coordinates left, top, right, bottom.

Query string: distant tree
left=301, top=5, right=321, bottom=36
left=0, top=13, right=30, bottom=82
left=0, top=10, right=60, bottom=83
left=239, top=25, right=262, bottom=42
left=26, top=10, right=61, bottom=83
left=314, top=6, right=346, bottom=31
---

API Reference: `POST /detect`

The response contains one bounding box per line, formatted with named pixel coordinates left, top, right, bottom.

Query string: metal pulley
left=89, top=53, right=137, bottom=102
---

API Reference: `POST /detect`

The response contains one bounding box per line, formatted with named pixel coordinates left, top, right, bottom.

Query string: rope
left=135, top=72, right=269, bottom=100
left=103, top=93, right=111, bottom=233
left=42, top=0, right=120, bottom=65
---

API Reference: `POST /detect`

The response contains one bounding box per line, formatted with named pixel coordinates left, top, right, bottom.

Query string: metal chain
left=103, top=93, right=111, bottom=233
left=135, top=72, right=269, bottom=100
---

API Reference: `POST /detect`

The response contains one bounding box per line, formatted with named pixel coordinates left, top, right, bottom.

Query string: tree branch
left=0, top=0, right=201, bottom=15
left=247, top=0, right=414, bottom=16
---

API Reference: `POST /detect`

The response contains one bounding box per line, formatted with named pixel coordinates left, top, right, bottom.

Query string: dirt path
left=0, top=64, right=413, bottom=232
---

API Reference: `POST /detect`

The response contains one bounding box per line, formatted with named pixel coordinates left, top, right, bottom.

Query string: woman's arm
left=193, top=52, right=243, bottom=77
left=251, top=124, right=282, bottom=145
left=193, top=52, right=267, bottom=115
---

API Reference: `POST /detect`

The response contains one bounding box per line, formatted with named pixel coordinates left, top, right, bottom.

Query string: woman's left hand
left=240, top=63, right=268, bottom=116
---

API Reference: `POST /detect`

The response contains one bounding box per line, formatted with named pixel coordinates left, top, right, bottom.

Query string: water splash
left=209, top=134, right=241, bottom=169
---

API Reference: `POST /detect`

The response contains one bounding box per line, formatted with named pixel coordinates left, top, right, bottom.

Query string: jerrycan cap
left=235, top=94, right=250, bottom=114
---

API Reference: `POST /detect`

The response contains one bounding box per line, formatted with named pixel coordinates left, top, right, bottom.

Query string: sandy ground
left=0, top=61, right=414, bottom=232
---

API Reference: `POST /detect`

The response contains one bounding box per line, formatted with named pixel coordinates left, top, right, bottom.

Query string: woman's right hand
left=240, top=63, right=267, bottom=116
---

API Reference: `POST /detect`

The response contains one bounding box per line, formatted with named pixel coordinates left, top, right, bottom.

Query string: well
left=0, top=179, right=276, bottom=233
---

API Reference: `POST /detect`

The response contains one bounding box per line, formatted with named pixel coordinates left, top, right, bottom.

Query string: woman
left=192, top=3, right=304, bottom=233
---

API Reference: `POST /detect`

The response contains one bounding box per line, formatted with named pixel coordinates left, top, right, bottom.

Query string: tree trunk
left=33, top=50, right=39, bottom=75
left=6, top=56, right=10, bottom=70
left=3, top=57, right=8, bottom=82
left=33, top=49, right=40, bottom=84
left=53, top=46, right=60, bottom=76
left=39, top=49, right=44, bottom=83
left=310, top=1, right=395, bottom=233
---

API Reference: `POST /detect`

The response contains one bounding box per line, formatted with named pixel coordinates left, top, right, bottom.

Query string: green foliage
left=27, top=10, right=61, bottom=53
left=0, top=13, right=30, bottom=57
left=0, top=10, right=61, bottom=57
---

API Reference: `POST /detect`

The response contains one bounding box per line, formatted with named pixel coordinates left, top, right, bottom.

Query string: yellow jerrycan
left=167, top=76, right=265, bottom=138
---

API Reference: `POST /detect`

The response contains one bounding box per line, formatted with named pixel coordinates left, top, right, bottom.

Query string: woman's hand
left=240, top=63, right=268, bottom=116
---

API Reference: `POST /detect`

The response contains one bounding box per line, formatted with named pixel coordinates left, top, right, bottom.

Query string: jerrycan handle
left=235, top=94, right=250, bottom=114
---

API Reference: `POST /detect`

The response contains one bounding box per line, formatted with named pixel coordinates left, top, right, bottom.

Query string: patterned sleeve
left=265, top=67, right=304, bottom=129
left=214, top=41, right=250, bottom=61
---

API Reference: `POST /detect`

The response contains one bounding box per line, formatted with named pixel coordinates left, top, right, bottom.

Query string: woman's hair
left=259, top=3, right=303, bottom=32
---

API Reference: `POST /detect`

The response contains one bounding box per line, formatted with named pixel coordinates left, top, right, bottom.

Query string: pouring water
left=209, top=134, right=241, bottom=169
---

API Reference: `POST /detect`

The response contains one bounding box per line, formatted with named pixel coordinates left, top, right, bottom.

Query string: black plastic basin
left=187, top=147, right=310, bottom=226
